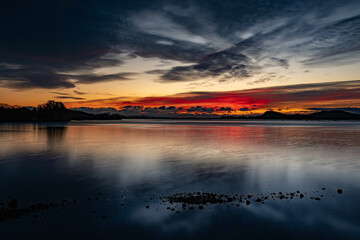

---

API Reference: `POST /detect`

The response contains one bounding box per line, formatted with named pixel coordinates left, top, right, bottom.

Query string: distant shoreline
left=120, top=110, right=360, bottom=121
left=0, top=101, right=122, bottom=122
left=2, top=100, right=360, bottom=122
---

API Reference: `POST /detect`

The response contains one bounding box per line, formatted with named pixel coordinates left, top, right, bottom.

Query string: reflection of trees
left=36, top=123, right=68, bottom=148
left=46, top=127, right=67, bottom=147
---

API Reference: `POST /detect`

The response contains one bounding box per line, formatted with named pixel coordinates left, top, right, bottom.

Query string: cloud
left=140, top=1, right=360, bottom=83
left=187, top=106, right=214, bottom=113
left=55, top=96, right=86, bottom=100
left=65, top=80, right=360, bottom=111
left=156, top=40, right=174, bottom=46
left=65, top=72, right=135, bottom=84
left=131, top=12, right=208, bottom=45
left=0, top=1, right=137, bottom=89
left=155, top=51, right=260, bottom=82
left=1, top=1, right=360, bottom=89
left=71, top=105, right=235, bottom=118
left=216, top=107, right=234, bottom=112
left=73, top=90, right=87, bottom=95
left=239, top=107, right=250, bottom=111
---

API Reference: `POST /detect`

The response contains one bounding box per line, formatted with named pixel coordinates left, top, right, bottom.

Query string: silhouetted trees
left=0, top=100, right=122, bottom=122
left=37, top=100, right=65, bottom=110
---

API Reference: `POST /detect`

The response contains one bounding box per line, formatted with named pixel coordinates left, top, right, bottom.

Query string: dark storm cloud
left=1, top=0, right=360, bottom=88
left=0, top=1, right=139, bottom=89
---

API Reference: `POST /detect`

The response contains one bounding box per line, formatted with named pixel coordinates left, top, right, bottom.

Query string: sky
left=1, top=0, right=360, bottom=116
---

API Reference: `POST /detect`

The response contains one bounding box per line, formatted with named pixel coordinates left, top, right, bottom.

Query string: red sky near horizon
left=63, top=80, right=360, bottom=115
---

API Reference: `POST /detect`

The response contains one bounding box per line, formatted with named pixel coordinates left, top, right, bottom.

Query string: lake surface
left=1, top=120, right=360, bottom=239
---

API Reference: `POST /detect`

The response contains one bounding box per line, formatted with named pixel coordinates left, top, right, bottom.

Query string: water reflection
left=42, top=125, right=67, bottom=148
left=0, top=120, right=359, bottom=240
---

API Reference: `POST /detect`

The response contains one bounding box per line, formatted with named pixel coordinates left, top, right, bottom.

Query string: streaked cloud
left=1, top=0, right=360, bottom=90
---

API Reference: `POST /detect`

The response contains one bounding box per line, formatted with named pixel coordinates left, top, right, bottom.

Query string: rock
left=300, top=194, right=304, bottom=199
left=314, top=198, right=321, bottom=201
left=322, top=188, right=326, bottom=190
left=198, top=205, right=204, bottom=209
left=246, top=200, right=250, bottom=205
left=337, top=189, right=343, bottom=194
left=8, top=199, right=18, bottom=210
left=145, top=205, right=149, bottom=209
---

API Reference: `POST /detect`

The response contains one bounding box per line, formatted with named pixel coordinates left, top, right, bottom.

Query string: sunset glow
left=0, top=1, right=359, bottom=117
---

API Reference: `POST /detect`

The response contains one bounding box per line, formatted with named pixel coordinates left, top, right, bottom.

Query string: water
left=0, top=120, right=360, bottom=239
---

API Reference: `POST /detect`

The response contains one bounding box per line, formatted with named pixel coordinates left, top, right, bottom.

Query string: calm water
left=0, top=120, right=360, bottom=239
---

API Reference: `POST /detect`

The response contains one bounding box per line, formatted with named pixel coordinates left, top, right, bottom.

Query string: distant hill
left=0, top=100, right=122, bottom=122
left=308, top=110, right=359, bottom=120
left=221, top=110, right=360, bottom=120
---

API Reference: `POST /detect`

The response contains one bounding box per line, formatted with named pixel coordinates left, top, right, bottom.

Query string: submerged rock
left=8, top=199, right=18, bottom=210
left=159, top=187, right=334, bottom=211
left=0, top=200, right=72, bottom=222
